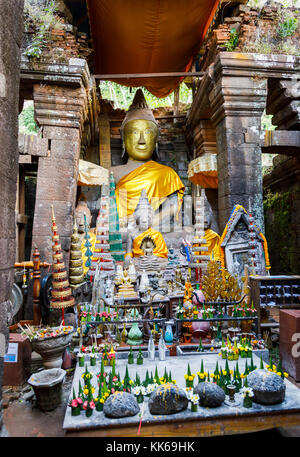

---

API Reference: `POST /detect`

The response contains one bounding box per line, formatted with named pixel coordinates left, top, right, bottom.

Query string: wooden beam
left=95, top=72, right=204, bottom=80
left=261, top=130, right=300, bottom=156
left=65, top=411, right=300, bottom=437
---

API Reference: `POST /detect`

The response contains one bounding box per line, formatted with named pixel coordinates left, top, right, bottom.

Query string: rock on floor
left=103, top=392, right=140, bottom=418
left=247, top=369, right=286, bottom=405
left=194, top=382, right=225, bottom=407
left=148, top=383, right=188, bottom=415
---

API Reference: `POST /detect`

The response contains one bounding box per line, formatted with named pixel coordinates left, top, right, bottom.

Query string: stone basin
left=28, top=368, right=66, bottom=411
left=31, top=326, right=74, bottom=369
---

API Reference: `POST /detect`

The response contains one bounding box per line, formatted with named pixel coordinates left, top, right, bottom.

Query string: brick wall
left=199, top=2, right=300, bottom=71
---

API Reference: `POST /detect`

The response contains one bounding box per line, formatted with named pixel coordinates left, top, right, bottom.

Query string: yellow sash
left=126, top=227, right=168, bottom=259
left=194, top=229, right=221, bottom=262
left=115, top=160, right=185, bottom=219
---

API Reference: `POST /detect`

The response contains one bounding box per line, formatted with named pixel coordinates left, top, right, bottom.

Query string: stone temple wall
left=263, top=155, right=300, bottom=275
left=199, top=1, right=300, bottom=71
left=0, top=0, right=24, bottom=436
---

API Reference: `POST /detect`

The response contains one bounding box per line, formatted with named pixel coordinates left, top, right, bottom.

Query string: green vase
left=85, top=408, right=93, bottom=417
left=186, top=380, right=194, bottom=388
left=137, top=394, right=144, bottom=404
left=243, top=394, right=253, bottom=408
left=128, top=354, right=134, bottom=364
left=90, top=357, right=96, bottom=366
left=96, top=402, right=103, bottom=412
left=71, top=406, right=81, bottom=416
left=79, top=356, right=85, bottom=367
left=191, top=403, right=198, bottom=412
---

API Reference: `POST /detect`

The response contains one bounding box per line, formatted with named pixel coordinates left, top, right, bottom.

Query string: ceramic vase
left=164, top=322, right=174, bottom=344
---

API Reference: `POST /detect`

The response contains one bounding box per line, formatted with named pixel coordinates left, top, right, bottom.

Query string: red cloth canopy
left=87, top=0, right=220, bottom=97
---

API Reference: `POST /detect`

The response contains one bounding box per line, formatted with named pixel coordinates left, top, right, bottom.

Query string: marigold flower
left=83, top=389, right=89, bottom=395
left=100, top=398, right=105, bottom=403
left=210, top=347, right=214, bottom=351
left=284, top=372, right=288, bottom=378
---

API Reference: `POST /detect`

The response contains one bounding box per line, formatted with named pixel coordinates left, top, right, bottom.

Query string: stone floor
left=3, top=351, right=300, bottom=437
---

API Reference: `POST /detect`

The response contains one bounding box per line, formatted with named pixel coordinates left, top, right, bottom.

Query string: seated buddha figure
left=124, top=189, right=168, bottom=267
left=111, top=89, right=185, bottom=229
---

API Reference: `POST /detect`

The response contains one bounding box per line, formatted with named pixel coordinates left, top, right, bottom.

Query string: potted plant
left=90, top=346, right=97, bottom=366
left=78, top=349, right=85, bottom=367
left=190, top=394, right=199, bottom=412
left=132, top=385, right=146, bottom=403
left=241, top=386, right=254, bottom=408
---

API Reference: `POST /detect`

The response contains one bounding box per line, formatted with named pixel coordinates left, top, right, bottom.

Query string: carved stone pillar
left=267, top=78, right=300, bottom=130
left=193, top=119, right=216, bottom=158
left=32, top=82, right=89, bottom=264
left=209, top=58, right=267, bottom=232
left=0, top=0, right=24, bottom=436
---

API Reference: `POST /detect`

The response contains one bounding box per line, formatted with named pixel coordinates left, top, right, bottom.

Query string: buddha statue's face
left=136, top=209, right=152, bottom=232
left=123, top=119, right=158, bottom=161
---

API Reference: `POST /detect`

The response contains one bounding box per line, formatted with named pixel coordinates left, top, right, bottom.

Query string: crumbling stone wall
left=23, top=0, right=93, bottom=68
left=200, top=2, right=300, bottom=71
left=0, top=0, right=24, bottom=436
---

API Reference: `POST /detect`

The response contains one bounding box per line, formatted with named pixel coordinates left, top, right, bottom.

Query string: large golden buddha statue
left=111, top=89, right=185, bottom=226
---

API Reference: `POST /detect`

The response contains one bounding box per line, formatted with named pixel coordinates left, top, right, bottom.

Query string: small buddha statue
left=125, top=189, right=168, bottom=266
left=173, top=265, right=184, bottom=293
left=127, top=259, right=137, bottom=283
left=167, top=245, right=180, bottom=266
left=115, top=269, right=138, bottom=299
left=111, top=89, right=185, bottom=227
left=139, top=269, right=150, bottom=292
left=139, top=235, right=160, bottom=273
left=114, top=264, right=124, bottom=285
